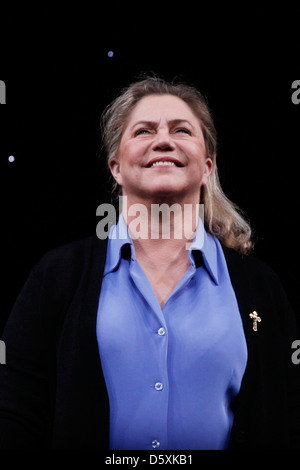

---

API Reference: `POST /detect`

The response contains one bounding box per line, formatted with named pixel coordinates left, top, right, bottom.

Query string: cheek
left=180, top=139, right=206, bottom=160
left=189, top=150, right=207, bottom=172
left=119, top=141, right=148, bottom=167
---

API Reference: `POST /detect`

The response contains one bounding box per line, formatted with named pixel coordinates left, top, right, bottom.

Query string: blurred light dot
left=8, top=155, right=15, bottom=163
left=107, top=51, right=114, bottom=58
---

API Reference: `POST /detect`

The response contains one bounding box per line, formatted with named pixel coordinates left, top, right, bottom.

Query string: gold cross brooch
left=249, top=311, right=261, bottom=332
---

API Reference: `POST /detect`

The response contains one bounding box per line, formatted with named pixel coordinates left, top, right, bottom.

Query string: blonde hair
left=101, top=76, right=253, bottom=254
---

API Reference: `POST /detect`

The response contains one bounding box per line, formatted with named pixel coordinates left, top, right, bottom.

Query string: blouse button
left=154, top=382, right=164, bottom=391
left=152, top=439, right=160, bottom=449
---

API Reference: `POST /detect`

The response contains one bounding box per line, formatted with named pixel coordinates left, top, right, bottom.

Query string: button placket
left=151, top=321, right=168, bottom=449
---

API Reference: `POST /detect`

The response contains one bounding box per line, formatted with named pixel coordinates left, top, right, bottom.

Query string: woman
left=0, top=76, right=299, bottom=449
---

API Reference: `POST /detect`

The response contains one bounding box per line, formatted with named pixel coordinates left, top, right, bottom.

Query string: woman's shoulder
left=222, top=245, right=279, bottom=282
left=24, top=236, right=109, bottom=298
left=34, top=235, right=108, bottom=272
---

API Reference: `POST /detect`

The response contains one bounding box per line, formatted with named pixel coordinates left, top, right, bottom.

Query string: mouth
left=146, top=157, right=184, bottom=168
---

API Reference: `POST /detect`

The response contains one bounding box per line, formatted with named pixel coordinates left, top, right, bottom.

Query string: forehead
left=125, top=94, right=201, bottom=128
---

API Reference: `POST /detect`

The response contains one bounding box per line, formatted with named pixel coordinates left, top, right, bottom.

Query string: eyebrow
left=131, top=119, right=195, bottom=131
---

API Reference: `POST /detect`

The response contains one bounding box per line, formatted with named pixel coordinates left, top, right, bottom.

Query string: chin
left=144, top=184, right=187, bottom=200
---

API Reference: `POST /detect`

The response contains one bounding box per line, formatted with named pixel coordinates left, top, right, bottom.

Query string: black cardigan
left=0, top=235, right=299, bottom=450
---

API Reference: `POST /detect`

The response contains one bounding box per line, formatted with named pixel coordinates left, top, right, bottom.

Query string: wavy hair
left=100, top=76, right=253, bottom=254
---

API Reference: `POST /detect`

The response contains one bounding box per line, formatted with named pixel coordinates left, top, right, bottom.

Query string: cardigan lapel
left=222, top=246, right=257, bottom=365
left=222, top=246, right=260, bottom=447
left=76, top=236, right=110, bottom=449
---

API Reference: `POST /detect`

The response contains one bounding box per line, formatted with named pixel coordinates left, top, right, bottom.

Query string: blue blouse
left=96, top=214, right=247, bottom=450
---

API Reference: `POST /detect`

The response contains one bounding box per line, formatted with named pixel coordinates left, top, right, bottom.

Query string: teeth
left=150, top=161, right=177, bottom=167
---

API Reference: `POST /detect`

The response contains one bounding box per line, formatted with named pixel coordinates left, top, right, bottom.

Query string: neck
left=120, top=192, right=201, bottom=267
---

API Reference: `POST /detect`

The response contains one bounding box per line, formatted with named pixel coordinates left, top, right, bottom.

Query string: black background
left=1, top=5, right=300, bottom=334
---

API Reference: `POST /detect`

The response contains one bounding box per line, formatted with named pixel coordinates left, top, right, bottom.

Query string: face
left=109, top=94, right=213, bottom=202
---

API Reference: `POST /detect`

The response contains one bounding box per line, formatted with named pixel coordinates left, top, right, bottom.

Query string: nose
left=152, top=130, right=176, bottom=152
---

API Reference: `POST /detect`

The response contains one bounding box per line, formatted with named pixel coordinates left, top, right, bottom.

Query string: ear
left=202, top=158, right=213, bottom=186
left=108, top=157, right=123, bottom=186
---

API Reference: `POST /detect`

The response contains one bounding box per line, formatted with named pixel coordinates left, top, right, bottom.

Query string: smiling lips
left=146, top=157, right=184, bottom=168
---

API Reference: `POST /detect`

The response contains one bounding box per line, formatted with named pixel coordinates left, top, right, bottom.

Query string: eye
left=174, top=127, right=192, bottom=135
left=135, top=128, right=152, bottom=136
